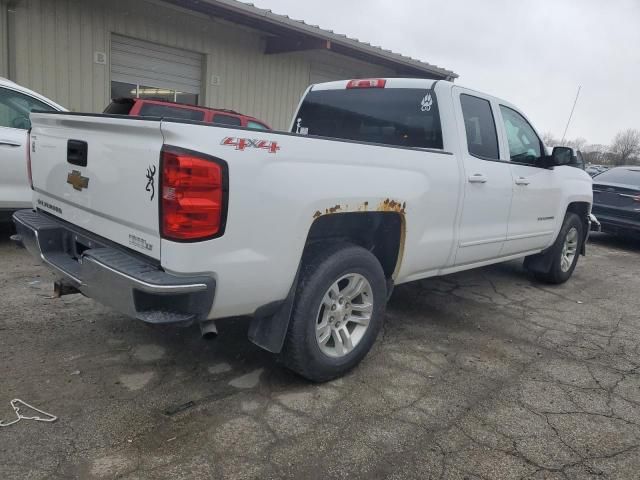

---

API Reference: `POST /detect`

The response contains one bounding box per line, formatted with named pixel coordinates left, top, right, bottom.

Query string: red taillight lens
left=27, top=132, right=33, bottom=190
left=161, top=147, right=226, bottom=241
left=346, top=79, right=387, bottom=89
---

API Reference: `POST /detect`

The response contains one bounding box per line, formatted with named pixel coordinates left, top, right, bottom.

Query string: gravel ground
left=1, top=228, right=640, bottom=480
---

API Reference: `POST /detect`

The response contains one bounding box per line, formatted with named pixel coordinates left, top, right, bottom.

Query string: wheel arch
left=248, top=211, right=405, bottom=354
left=566, top=201, right=591, bottom=255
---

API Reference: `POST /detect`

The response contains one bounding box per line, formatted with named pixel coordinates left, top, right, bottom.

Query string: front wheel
left=280, top=243, right=387, bottom=382
left=531, top=212, right=584, bottom=284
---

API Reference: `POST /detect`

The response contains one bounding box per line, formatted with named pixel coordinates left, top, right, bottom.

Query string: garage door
left=110, top=35, right=203, bottom=104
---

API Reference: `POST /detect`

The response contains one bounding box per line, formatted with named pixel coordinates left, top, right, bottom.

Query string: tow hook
left=54, top=280, right=81, bottom=298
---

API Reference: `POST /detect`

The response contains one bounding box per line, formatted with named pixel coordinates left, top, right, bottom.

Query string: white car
left=0, top=78, right=65, bottom=222
left=14, top=78, right=593, bottom=381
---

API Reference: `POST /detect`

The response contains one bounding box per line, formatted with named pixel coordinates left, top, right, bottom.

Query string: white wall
left=0, top=0, right=8, bottom=78
left=10, top=0, right=393, bottom=130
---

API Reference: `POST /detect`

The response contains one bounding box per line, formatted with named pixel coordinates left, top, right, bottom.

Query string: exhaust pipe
left=200, top=320, right=218, bottom=340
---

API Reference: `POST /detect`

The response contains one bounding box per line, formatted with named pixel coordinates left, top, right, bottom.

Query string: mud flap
left=523, top=250, right=555, bottom=274
left=248, top=270, right=300, bottom=354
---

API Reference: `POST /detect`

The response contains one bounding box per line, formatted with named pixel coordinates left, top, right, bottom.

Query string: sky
left=245, top=0, right=639, bottom=146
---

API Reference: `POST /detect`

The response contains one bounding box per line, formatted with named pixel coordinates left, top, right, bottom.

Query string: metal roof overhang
left=163, top=0, right=458, bottom=80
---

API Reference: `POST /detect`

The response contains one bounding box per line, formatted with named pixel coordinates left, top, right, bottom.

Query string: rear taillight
left=346, top=79, right=387, bottom=89
left=27, top=131, right=33, bottom=190
left=160, top=146, right=227, bottom=241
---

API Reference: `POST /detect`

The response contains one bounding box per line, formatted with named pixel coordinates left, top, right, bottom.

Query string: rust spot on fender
left=312, top=199, right=406, bottom=218
left=377, top=198, right=406, bottom=214
left=310, top=199, right=407, bottom=279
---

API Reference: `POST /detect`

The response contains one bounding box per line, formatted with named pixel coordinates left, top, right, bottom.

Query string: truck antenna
left=561, top=85, right=581, bottom=143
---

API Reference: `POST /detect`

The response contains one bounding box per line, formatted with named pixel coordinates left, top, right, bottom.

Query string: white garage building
left=0, top=0, right=457, bottom=130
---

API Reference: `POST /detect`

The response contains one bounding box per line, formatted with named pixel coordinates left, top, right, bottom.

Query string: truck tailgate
left=30, top=113, right=163, bottom=259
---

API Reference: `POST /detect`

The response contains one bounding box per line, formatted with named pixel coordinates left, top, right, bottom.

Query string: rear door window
left=293, top=88, right=443, bottom=149
left=460, top=94, right=500, bottom=160
left=213, top=114, right=242, bottom=126
left=138, top=103, right=204, bottom=121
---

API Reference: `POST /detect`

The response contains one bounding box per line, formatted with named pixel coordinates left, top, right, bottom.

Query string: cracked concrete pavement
left=1, top=229, right=640, bottom=479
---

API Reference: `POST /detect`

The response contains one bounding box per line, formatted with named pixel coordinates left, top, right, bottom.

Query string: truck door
left=497, top=105, right=561, bottom=256
left=452, top=87, right=513, bottom=266
left=0, top=87, right=56, bottom=210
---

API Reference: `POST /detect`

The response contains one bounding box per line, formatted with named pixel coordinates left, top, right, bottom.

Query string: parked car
left=104, top=97, right=271, bottom=130
left=586, top=165, right=601, bottom=177
left=0, top=78, right=66, bottom=222
left=586, top=164, right=610, bottom=177
left=591, top=166, right=640, bottom=237
left=14, top=78, right=593, bottom=381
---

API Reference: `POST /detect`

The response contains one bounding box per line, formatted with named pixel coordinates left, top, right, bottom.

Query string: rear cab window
left=247, top=120, right=269, bottom=130
left=293, top=87, right=443, bottom=149
left=138, top=103, right=205, bottom=121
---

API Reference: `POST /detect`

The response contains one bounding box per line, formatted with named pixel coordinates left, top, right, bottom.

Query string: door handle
left=468, top=173, right=488, bottom=184
left=515, top=177, right=530, bottom=186
left=0, top=140, right=21, bottom=147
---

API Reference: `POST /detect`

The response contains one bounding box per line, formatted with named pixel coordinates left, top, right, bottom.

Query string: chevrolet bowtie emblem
left=67, top=170, right=89, bottom=191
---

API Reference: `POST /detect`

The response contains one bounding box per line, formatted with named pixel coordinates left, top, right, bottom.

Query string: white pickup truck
left=14, top=78, right=593, bottom=381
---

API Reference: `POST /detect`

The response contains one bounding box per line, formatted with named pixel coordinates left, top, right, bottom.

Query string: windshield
left=293, top=88, right=443, bottom=149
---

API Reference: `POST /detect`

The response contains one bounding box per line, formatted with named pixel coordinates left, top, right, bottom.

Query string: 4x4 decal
left=221, top=137, right=280, bottom=154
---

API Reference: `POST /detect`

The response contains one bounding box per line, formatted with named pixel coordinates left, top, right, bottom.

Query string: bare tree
left=611, top=129, right=640, bottom=165
left=582, top=144, right=610, bottom=165
left=566, top=137, right=587, bottom=151
left=541, top=133, right=586, bottom=152
left=542, top=132, right=559, bottom=147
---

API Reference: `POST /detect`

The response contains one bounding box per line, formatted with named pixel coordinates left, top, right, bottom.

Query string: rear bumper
left=13, top=209, right=215, bottom=325
left=591, top=208, right=640, bottom=235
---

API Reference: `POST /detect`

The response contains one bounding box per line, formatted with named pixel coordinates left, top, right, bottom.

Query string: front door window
left=500, top=106, right=543, bottom=166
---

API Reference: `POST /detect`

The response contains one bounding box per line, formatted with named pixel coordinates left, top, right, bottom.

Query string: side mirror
left=550, top=146, right=573, bottom=166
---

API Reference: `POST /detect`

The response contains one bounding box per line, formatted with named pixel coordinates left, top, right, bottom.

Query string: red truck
left=104, top=97, right=271, bottom=130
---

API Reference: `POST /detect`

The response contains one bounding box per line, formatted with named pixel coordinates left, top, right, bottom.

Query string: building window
left=110, top=82, right=198, bottom=105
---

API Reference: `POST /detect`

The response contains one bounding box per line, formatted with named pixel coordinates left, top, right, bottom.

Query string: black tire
left=280, top=243, right=387, bottom=382
left=533, top=212, right=584, bottom=284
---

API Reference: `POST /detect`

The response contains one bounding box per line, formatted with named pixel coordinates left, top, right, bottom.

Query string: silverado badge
left=67, top=170, right=89, bottom=191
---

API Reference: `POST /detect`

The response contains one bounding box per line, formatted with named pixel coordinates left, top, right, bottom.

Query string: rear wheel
left=281, top=243, right=387, bottom=382
left=532, top=212, right=584, bottom=284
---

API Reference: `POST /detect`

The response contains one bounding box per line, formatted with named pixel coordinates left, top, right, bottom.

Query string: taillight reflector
left=346, top=79, right=387, bottom=89
left=161, top=147, right=227, bottom=241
